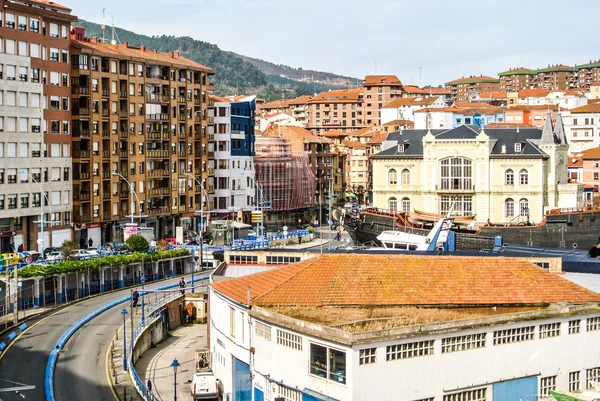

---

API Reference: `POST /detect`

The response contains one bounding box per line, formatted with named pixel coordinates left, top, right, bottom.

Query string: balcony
left=75, top=192, right=91, bottom=202
left=148, top=205, right=170, bottom=215
left=102, top=130, right=110, bottom=138
left=147, top=169, right=169, bottom=178
left=178, top=96, right=186, bottom=103
left=74, top=108, right=90, bottom=116
left=147, top=150, right=169, bottom=158
left=120, top=190, right=129, bottom=198
left=102, top=109, right=110, bottom=118
left=101, top=89, right=110, bottom=97
left=178, top=205, right=187, bottom=212
left=146, top=113, right=169, bottom=121
left=148, top=187, right=170, bottom=196
left=178, top=151, right=187, bottom=158
left=102, top=171, right=111, bottom=179
left=102, top=150, right=110, bottom=159
left=178, top=132, right=187, bottom=140
left=207, top=168, right=215, bottom=175
left=119, top=150, right=128, bottom=158
left=79, top=214, right=91, bottom=222
left=194, top=116, right=202, bottom=123
left=120, top=131, right=128, bottom=139
left=178, top=115, right=187, bottom=122
left=148, top=132, right=169, bottom=140
left=74, top=150, right=90, bottom=159
left=207, top=117, right=214, bottom=124
left=102, top=192, right=111, bottom=200
left=194, top=168, right=201, bottom=175
left=73, top=129, right=91, bottom=139
left=103, top=211, right=110, bottom=220
left=119, top=111, right=128, bottom=118
left=120, top=91, right=127, bottom=99
left=72, top=86, right=89, bottom=95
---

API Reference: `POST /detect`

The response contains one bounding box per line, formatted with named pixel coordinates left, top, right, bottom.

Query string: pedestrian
left=80, top=237, right=85, bottom=249
left=179, top=277, right=186, bottom=295
left=9, top=242, right=15, bottom=253
left=17, top=244, right=23, bottom=253
left=336, top=231, right=341, bottom=241
left=132, top=290, right=139, bottom=307
left=88, top=237, right=93, bottom=249
left=147, top=379, right=152, bottom=392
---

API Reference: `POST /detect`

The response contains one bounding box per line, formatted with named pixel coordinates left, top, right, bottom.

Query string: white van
left=190, top=372, right=218, bottom=400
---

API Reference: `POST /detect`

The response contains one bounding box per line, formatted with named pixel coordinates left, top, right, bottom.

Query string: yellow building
left=371, top=114, right=582, bottom=223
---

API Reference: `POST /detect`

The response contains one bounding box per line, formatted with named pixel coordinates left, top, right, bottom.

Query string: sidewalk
left=136, top=324, right=207, bottom=401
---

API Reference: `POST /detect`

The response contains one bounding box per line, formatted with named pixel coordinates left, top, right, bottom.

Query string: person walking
left=88, top=237, right=93, bottom=249
left=132, top=290, right=139, bottom=307
left=179, top=277, right=186, bottom=295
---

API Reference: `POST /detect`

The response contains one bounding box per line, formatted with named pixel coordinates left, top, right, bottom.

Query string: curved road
left=0, top=275, right=196, bottom=401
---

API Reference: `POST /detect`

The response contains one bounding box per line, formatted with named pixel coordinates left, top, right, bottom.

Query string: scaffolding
left=254, top=136, right=316, bottom=212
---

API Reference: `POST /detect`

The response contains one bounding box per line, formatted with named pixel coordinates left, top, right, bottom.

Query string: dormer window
left=398, top=144, right=404, bottom=153
left=515, top=143, right=522, bottom=152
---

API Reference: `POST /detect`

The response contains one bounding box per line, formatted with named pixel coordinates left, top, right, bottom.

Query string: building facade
left=69, top=27, right=215, bottom=244
left=307, top=89, right=364, bottom=135
left=0, top=0, right=76, bottom=252
left=371, top=115, right=580, bottom=223
left=563, top=104, right=600, bottom=152
left=444, top=76, right=501, bottom=102
left=362, top=75, right=404, bottom=126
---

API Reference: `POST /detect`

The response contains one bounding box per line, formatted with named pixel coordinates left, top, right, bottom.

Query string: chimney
left=169, top=51, right=174, bottom=57
left=72, top=26, right=85, bottom=40
left=175, top=51, right=180, bottom=57
left=123, top=42, right=128, bottom=48
left=501, top=144, right=506, bottom=154
left=140, top=45, right=146, bottom=52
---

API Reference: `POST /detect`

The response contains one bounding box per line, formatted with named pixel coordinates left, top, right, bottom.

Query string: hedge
left=18, top=249, right=190, bottom=278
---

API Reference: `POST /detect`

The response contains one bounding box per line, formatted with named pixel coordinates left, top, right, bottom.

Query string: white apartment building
left=0, top=53, right=71, bottom=252
left=209, top=254, right=600, bottom=401
left=562, top=104, right=600, bottom=152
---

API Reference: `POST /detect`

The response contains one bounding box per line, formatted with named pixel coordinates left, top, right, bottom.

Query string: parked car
left=46, top=251, right=65, bottom=262
left=43, top=247, right=60, bottom=260
left=104, top=242, right=127, bottom=253
left=71, top=249, right=92, bottom=260
left=165, top=238, right=178, bottom=246
left=86, top=248, right=100, bottom=256
left=189, top=372, right=219, bottom=400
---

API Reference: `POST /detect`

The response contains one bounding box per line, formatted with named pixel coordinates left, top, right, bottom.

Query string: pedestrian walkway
left=136, top=324, right=206, bottom=401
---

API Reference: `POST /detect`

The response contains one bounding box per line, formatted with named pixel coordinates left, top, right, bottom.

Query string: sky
left=62, top=0, right=596, bottom=86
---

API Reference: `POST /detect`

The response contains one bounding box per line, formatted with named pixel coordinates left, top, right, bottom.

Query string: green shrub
left=306, top=226, right=315, bottom=234
left=125, top=235, right=150, bottom=253
left=60, top=239, right=78, bottom=260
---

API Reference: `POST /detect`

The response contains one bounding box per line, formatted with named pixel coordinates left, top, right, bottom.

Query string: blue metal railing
left=44, top=274, right=208, bottom=401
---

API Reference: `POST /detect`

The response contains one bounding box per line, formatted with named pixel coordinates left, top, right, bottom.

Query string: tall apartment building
left=444, top=76, right=501, bottom=102
left=212, top=95, right=256, bottom=223
left=362, top=75, right=404, bottom=126
left=499, top=63, right=598, bottom=91
left=0, top=0, right=76, bottom=252
left=307, top=88, right=364, bottom=135
left=70, top=27, right=215, bottom=244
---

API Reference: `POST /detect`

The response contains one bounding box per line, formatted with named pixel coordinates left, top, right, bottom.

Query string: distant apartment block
left=444, top=75, right=501, bottom=102
left=499, top=61, right=600, bottom=91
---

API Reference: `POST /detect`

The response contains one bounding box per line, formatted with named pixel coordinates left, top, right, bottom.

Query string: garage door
left=51, top=229, right=71, bottom=248
left=232, top=357, right=251, bottom=401
left=493, top=376, right=537, bottom=401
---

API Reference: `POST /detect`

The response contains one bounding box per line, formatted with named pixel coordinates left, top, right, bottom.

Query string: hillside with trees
left=75, top=20, right=355, bottom=100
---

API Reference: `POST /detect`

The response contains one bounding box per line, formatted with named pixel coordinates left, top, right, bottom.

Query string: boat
left=376, top=214, right=454, bottom=251
left=335, top=206, right=600, bottom=253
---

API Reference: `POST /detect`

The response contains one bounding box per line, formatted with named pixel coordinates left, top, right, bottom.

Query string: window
left=569, top=371, right=580, bottom=392
left=493, top=326, right=534, bottom=345
left=30, top=18, right=39, bottom=33
left=401, top=169, right=410, bottom=185
left=49, top=23, right=59, bottom=38
left=505, top=169, right=514, bottom=185
left=7, top=169, right=16, bottom=183
left=569, top=319, right=581, bottom=334
left=441, top=333, right=486, bottom=353
left=514, top=143, right=522, bottom=152
left=440, top=195, right=472, bottom=216
left=359, top=348, right=376, bottom=365
left=20, top=194, right=28, bottom=208
left=30, top=43, right=40, bottom=58
left=587, top=367, right=600, bottom=388
left=8, top=194, right=17, bottom=210
left=505, top=198, right=514, bottom=217
left=19, top=143, right=28, bottom=157
left=540, top=376, right=556, bottom=396
left=519, top=169, right=528, bottom=185
left=388, top=197, right=397, bottom=212
left=255, top=321, right=271, bottom=341
left=5, top=39, right=15, bottom=54
left=388, top=168, right=397, bottom=184
left=443, top=388, right=486, bottom=401
left=401, top=197, right=411, bottom=213
left=440, top=157, right=472, bottom=190
left=386, top=340, right=434, bottom=361
left=50, top=47, right=59, bottom=62
left=539, top=322, right=561, bottom=339
left=519, top=199, right=529, bottom=216
left=229, top=307, right=235, bottom=337
left=587, top=316, right=600, bottom=331
left=276, top=330, right=302, bottom=351
left=309, top=343, right=346, bottom=384
left=6, top=66, right=16, bottom=81
left=5, top=13, right=15, bottom=28
left=18, top=41, right=27, bottom=56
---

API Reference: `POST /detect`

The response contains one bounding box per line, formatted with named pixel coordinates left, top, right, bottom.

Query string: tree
left=125, top=235, right=150, bottom=253
left=60, top=240, right=78, bottom=261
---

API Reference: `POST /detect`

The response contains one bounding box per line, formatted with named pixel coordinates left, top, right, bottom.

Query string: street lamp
left=120, top=308, right=128, bottom=372
left=112, top=172, right=141, bottom=224
left=18, top=170, right=52, bottom=255
left=140, top=274, right=146, bottom=326
left=180, top=172, right=210, bottom=294
left=228, top=207, right=239, bottom=247
left=170, top=358, right=181, bottom=401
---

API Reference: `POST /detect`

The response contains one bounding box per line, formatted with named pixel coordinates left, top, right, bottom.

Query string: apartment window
left=493, top=326, right=535, bottom=345
left=61, top=25, right=67, bottom=39
left=229, top=307, right=235, bottom=337
left=309, top=343, right=346, bottom=384
left=20, top=194, right=28, bottom=208
left=359, top=348, right=377, bottom=365
left=569, top=371, right=581, bottom=392
left=30, top=18, right=39, bottom=33
left=569, top=319, right=581, bottom=334
left=50, top=71, right=59, bottom=86
left=7, top=169, right=16, bottom=183
left=18, top=41, right=27, bottom=56
left=519, top=169, right=529, bottom=185
left=388, top=169, right=397, bottom=185
left=441, top=333, right=486, bottom=353
left=49, top=23, right=59, bottom=38
left=540, top=376, right=556, bottom=396
left=443, top=388, right=486, bottom=401
left=6, top=65, right=16, bottom=81
left=587, top=316, right=600, bottom=331
left=401, top=169, right=410, bottom=185
left=276, top=330, right=302, bottom=351
left=30, top=43, right=40, bottom=58
left=19, top=168, right=28, bottom=183
left=255, top=321, right=271, bottom=341
left=7, top=195, right=17, bottom=210
left=50, top=47, right=59, bottom=62
left=31, top=68, right=39, bottom=83
left=6, top=13, right=15, bottom=29
left=386, top=340, right=434, bottom=361
left=19, top=143, right=28, bottom=158
left=539, top=322, right=561, bottom=339
left=587, top=367, right=600, bottom=388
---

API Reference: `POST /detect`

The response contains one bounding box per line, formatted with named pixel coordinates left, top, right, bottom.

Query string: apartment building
left=444, top=75, right=501, bottom=102
left=289, top=94, right=311, bottom=126
left=499, top=64, right=589, bottom=91
left=344, top=140, right=369, bottom=205
left=70, top=26, right=215, bottom=244
left=0, top=0, right=76, bottom=252
left=212, top=95, right=256, bottom=223
left=307, top=88, right=364, bottom=135
left=362, top=75, right=404, bottom=126
left=562, top=104, right=600, bottom=152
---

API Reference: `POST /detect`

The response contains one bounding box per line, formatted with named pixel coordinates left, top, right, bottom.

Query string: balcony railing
left=147, top=150, right=169, bottom=158
left=103, top=211, right=110, bottom=220
left=148, top=205, right=169, bottom=215
left=102, top=150, right=110, bottom=159
left=146, top=113, right=169, bottom=121
left=147, top=169, right=169, bottom=178
left=148, top=187, right=170, bottom=196
left=74, top=150, right=90, bottom=159
left=147, top=132, right=169, bottom=140
left=119, top=151, right=129, bottom=158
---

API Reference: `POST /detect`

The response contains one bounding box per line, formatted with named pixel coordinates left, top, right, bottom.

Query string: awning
left=302, top=388, right=339, bottom=401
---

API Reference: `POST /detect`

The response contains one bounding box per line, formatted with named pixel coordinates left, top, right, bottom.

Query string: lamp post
left=246, top=175, right=266, bottom=245
left=171, top=358, right=181, bottom=401
left=140, top=274, right=146, bottom=326
left=228, top=207, right=238, bottom=247
left=112, top=172, right=141, bottom=224
left=180, top=172, right=210, bottom=293
left=18, top=170, right=51, bottom=255
left=120, top=308, right=128, bottom=372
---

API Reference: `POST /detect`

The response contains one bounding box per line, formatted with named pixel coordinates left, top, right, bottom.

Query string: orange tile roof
left=478, top=91, right=508, bottom=99
left=309, top=88, right=362, bottom=104
left=582, top=147, right=600, bottom=160
left=383, top=97, right=418, bottom=108
left=363, top=75, right=402, bottom=86
left=289, top=95, right=313, bottom=105
left=367, top=131, right=388, bottom=145
left=413, top=97, right=440, bottom=106
left=564, top=88, right=589, bottom=96
left=213, top=254, right=600, bottom=307
left=518, top=89, right=551, bottom=98
left=383, top=119, right=414, bottom=128
left=570, top=104, right=600, bottom=114
left=30, top=0, right=71, bottom=10
left=402, top=85, right=427, bottom=94
left=72, top=38, right=214, bottom=72
left=424, top=87, right=452, bottom=95
left=262, top=125, right=331, bottom=152
left=321, top=130, right=349, bottom=138
left=342, top=139, right=366, bottom=148
left=454, top=101, right=491, bottom=108
left=259, top=99, right=292, bottom=110
left=568, top=156, right=583, bottom=167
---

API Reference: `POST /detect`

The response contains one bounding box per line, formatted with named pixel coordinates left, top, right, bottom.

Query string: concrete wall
left=132, top=315, right=168, bottom=365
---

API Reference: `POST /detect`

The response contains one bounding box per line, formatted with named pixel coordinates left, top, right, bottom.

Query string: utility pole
left=327, top=180, right=338, bottom=249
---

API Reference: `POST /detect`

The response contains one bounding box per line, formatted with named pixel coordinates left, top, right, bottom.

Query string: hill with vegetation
left=75, top=20, right=355, bottom=100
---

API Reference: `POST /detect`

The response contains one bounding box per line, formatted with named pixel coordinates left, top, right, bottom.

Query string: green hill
left=74, top=20, right=353, bottom=100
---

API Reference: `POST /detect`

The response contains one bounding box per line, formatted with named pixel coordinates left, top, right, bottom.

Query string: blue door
left=253, top=387, right=264, bottom=401
left=232, top=357, right=251, bottom=401
left=493, top=376, right=537, bottom=401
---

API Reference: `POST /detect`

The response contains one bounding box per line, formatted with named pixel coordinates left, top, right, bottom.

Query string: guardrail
left=44, top=274, right=208, bottom=401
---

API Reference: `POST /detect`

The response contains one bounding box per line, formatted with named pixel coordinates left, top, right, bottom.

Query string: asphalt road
left=0, top=275, right=194, bottom=401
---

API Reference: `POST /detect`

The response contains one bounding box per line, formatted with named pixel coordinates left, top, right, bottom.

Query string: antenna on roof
left=110, top=15, right=121, bottom=45
left=419, top=67, right=422, bottom=88
left=101, top=8, right=106, bottom=43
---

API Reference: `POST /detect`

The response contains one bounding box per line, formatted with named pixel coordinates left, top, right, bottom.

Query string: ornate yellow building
left=371, top=113, right=582, bottom=223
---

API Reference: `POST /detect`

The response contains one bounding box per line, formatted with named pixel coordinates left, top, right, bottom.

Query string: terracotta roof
left=321, top=130, right=349, bottom=138
left=367, top=131, right=388, bottom=145
left=363, top=75, right=402, bottom=86
left=382, top=97, right=418, bottom=108
left=518, top=89, right=551, bottom=98
left=424, top=87, right=452, bottom=95
left=402, top=85, right=427, bottom=94
left=27, top=0, right=71, bottom=11
left=453, top=101, right=491, bottom=108
left=289, top=95, right=312, bottom=105
left=589, top=99, right=600, bottom=104
left=342, top=139, right=366, bottom=149
left=569, top=104, right=600, bottom=114
left=508, top=105, right=563, bottom=111
left=564, top=88, right=589, bottom=96
left=383, top=119, right=415, bottom=128
left=568, top=156, right=583, bottom=167
left=261, top=125, right=331, bottom=152
left=212, top=254, right=600, bottom=307
left=259, top=99, right=292, bottom=110
left=350, top=126, right=378, bottom=137
left=309, top=88, right=362, bottom=104
left=582, top=147, right=600, bottom=160
left=478, top=91, right=508, bottom=99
